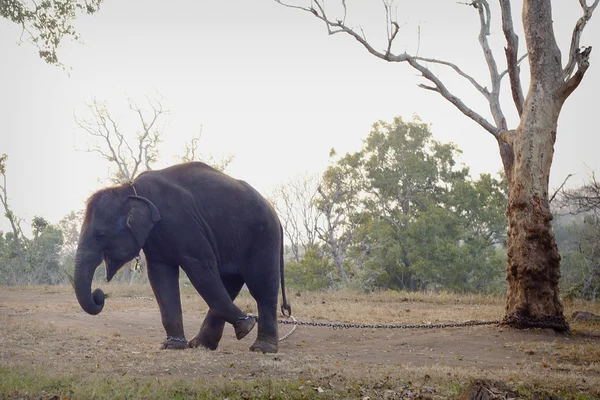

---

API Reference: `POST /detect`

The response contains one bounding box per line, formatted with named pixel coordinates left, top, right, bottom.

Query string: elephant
left=74, top=161, right=291, bottom=353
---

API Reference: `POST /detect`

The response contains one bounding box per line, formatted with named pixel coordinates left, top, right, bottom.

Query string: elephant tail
left=279, top=225, right=292, bottom=317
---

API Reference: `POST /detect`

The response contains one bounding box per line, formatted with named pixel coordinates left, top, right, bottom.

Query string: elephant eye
left=95, top=232, right=106, bottom=241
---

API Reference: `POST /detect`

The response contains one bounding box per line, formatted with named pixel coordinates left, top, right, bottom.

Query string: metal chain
left=165, top=336, right=187, bottom=343
left=122, top=296, right=155, bottom=301
left=502, top=314, right=570, bottom=332
left=113, top=295, right=571, bottom=338
left=277, top=318, right=501, bottom=330
left=278, top=315, right=298, bottom=342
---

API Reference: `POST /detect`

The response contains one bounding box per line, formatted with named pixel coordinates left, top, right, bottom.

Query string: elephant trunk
left=74, top=248, right=105, bottom=315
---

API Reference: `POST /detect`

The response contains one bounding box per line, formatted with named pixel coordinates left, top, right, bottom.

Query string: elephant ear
left=126, top=195, right=161, bottom=247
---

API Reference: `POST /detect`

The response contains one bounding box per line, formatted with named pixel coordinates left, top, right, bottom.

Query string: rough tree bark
left=276, top=0, right=598, bottom=330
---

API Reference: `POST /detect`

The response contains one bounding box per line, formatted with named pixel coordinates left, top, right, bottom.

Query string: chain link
left=122, top=296, right=155, bottom=301
left=278, top=315, right=298, bottom=342
left=277, top=318, right=501, bottom=330
left=165, top=335, right=187, bottom=343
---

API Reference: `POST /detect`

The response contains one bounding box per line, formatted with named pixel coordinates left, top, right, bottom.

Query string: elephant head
left=74, top=186, right=161, bottom=315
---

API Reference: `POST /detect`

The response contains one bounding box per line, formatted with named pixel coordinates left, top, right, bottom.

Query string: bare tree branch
left=499, top=0, right=525, bottom=116
left=557, top=172, right=600, bottom=215
left=413, top=56, right=488, bottom=97
left=563, top=0, right=599, bottom=81
left=498, top=53, right=528, bottom=80
left=470, top=0, right=507, bottom=130
left=562, top=46, right=593, bottom=101
left=74, top=95, right=167, bottom=183
left=408, top=56, right=501, bottom=136
left=276, top=0, right=502, bottom=137
left=549, top=173, right=575, bottom=204
left=178, top=126, right=234, bottom=172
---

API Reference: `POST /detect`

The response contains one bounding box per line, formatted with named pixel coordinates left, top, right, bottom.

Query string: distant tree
left=284, top=245, right=336, bottom=290
left=0, top=154, right=25, bottom=267
left=1, top=0, right=102, bottom=65
left=56, top=210, right=83, bottom=278
left=338, top=116, right=506, bottom=292
left=555, top=174, right=600, bottom=300
left=26, top=217, right=64, bottom=285
left=316, top=149, right=366, bottom=284
left=275, top=0, right=599, bottom=330
left=75, top=96, right=166, bottom=183
left=272, top=173, right=322, bottom=262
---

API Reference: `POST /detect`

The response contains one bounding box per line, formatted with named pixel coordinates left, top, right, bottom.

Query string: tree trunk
left=501, top=0, right=569, bottom=331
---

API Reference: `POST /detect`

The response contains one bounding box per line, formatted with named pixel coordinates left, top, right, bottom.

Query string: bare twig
left=549, top=173, right=575, bottom=204
left=413, top=56, right=488, bottom=97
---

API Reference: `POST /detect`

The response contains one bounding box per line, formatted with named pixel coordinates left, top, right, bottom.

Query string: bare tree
left=558, top=173, right=600, bottom=216
left=557, top=173, right=600, bottom=299
left=316, top=173, right=354, bottom=284
left=272, top=173, right=322, bottom=262
left=275, top=0, right=598, bottom=330
left=75, top=95, right=166, bottom=183
left=179, top=126, right=234, bottom=172
left=0, top=154, right=25, bottom=262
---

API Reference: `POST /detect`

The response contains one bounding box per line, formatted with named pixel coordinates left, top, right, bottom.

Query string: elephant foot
left=161, top=336, right=188, bottom=350
left=249, top=339, right=278, bottom=354
left=234, top=315, right=257, bottom=340
left=188, top=333, right=219, bottom=350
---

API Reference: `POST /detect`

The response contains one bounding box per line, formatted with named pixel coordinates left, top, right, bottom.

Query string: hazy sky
left=1, top=0, right=598, bottom=236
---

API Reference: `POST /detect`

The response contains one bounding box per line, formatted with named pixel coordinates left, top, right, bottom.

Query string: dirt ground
left=1, top=285, right=599, bottom=398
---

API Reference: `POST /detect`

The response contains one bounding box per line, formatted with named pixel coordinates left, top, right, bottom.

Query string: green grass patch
left=0, top=367, right=348, bottom=400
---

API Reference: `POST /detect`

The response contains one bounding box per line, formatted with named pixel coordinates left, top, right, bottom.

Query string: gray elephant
left=74, top=162, right=291, bottom=353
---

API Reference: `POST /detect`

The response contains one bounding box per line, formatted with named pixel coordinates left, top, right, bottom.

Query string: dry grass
left=1, top=284, right=599, bottom=399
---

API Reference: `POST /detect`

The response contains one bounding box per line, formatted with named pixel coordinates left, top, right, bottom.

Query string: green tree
left=346, top=116, right=506, bottom=292
left=315, top=148, right=366, bottom=284
left=1, top=0, right=102, bottom=65
left=26, top=218, right=65, bottom=284
left=285, top=245, right=336, bottom=291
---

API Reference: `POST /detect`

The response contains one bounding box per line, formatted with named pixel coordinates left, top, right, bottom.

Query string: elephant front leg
left=147, top=259, right=187, bottom=350
left=182, top=257, right=256, bottom=343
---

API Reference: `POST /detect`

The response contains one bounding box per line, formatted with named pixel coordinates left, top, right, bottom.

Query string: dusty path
left=1, top=286, right=599, bottom=398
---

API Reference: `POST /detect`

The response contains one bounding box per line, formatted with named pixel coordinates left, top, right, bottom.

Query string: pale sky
left=1, top=0, right=598, bottom=236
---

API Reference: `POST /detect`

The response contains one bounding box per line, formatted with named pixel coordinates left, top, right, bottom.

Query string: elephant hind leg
left=249, top=298, right=278, bottom=354
left=188, top=277, right=244, bottom=350
left=244, top=251, right=280, bottom=353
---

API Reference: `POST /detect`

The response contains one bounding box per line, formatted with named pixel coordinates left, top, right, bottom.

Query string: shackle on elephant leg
left=234, top=314, right=257, bottom=340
